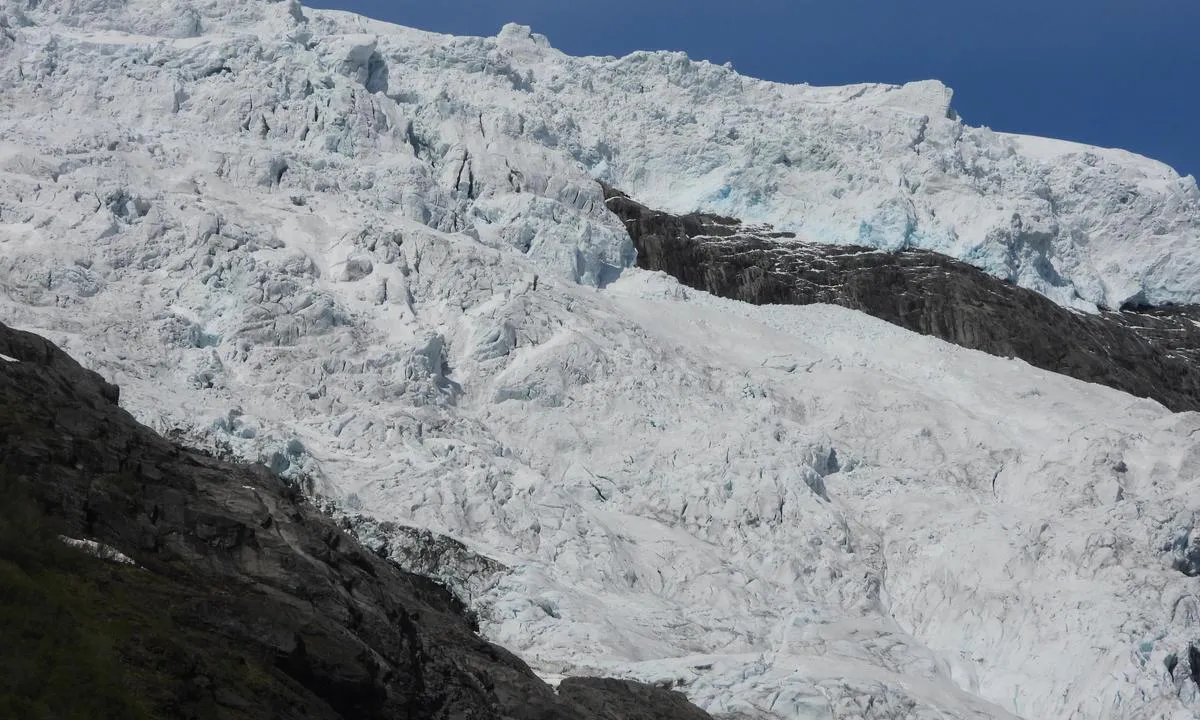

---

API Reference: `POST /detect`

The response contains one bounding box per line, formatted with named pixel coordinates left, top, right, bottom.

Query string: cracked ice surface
left=2, top=2, right=1200, bottom=719
left=4, top=0, right=1199, bottom=311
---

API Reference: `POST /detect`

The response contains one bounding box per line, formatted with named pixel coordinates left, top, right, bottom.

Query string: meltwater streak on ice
left=2, top=1, right=1200, bottom=719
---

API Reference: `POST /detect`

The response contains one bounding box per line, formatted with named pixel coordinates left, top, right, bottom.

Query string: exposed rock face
left=602, top=184, right=1200, bottom=413
left=557, top=678, right=716, bottom=720
left=0, top=321, right=712, bottom=720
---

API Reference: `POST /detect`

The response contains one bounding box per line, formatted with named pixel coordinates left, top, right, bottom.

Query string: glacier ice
left=5, top=1, right=1198, bottom=310
left=3, top=1, right=1200, bottom=719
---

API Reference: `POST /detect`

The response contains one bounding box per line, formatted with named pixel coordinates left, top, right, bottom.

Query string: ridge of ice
left=2, top=2, right=1200, bottom=719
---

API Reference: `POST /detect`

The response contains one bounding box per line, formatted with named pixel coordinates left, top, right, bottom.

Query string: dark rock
left=340, top=515, right=509, bottom=625
left=0, top=323, right=119, bottom=404
left=1165, top=523, right=1200, bottom=578
left=559, top=677, right=715, bottom=720
left=601, top=183, right=1200, bottom=413
left=0, top=320, right=714, bottom=720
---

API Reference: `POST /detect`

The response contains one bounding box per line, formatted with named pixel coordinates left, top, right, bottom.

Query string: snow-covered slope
left=5, top=0, right=1200, bottom=311
left=2, top=2, right=1200, bottom=719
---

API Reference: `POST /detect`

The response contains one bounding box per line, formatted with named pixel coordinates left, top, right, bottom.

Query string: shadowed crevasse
left=0, top=320, right=712, bottom=720
left=601, top=183, right=1200, bottom=413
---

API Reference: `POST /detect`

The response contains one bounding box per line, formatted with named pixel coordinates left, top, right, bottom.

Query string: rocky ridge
left=0, top=319, right=712, bottom=720
left=602, top=184, right=1200, bottom=413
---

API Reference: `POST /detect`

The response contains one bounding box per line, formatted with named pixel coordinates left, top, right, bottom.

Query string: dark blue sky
left=309, top=0, right=1198, bottom=178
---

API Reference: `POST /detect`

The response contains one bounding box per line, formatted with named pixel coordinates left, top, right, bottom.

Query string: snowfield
left=2, top=1, right=1200, bottom=718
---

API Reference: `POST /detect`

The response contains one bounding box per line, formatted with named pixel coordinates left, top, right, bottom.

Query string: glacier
left=2, top=1, right=1200, bottom=718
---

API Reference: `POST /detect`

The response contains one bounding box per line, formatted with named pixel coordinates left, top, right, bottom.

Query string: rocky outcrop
left=602, top=184, right=1200, bottom=413
left=558, top=678, right=716, bottom=720
left=0, top=321, right=712, bottom=720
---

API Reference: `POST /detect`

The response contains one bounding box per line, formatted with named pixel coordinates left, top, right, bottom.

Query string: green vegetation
left=0, top=482, right=150, bottom=719
left=0, top=471, right=333, bottom=719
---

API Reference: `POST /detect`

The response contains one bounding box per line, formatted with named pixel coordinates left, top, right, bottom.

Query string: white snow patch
left=535, top=672, right=567, bottom=690
left=59, top=536, right=138, bottom=567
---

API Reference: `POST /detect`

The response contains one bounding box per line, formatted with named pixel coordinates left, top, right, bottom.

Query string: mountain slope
left=601, top=183, right=1200, bottom=413
left=2, top=2, right=1200, bottom=720
left=3, top=0, right=1200, bottom=312
left=0, top=319, right=713, bottom=720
